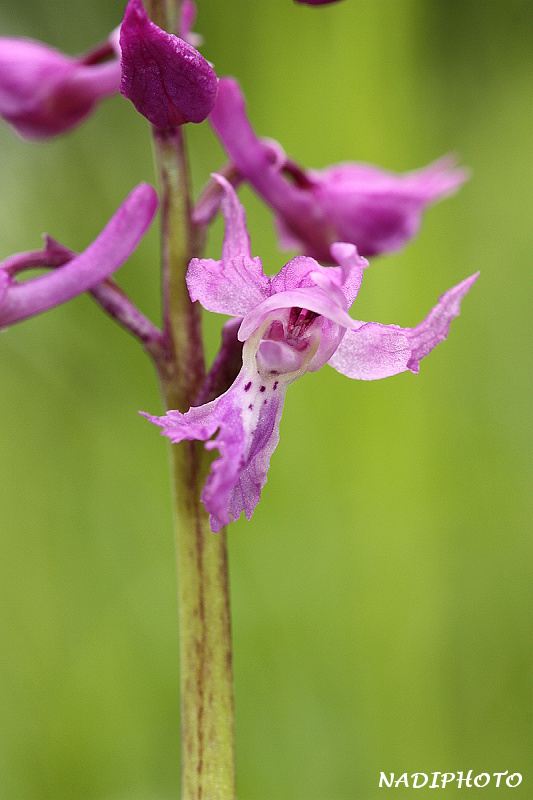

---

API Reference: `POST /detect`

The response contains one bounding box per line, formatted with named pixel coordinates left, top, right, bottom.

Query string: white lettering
left=411, top=773, right=429, bottom=788
left=379, top=773, right=394, bottom=788
left=456, top=770, right=473, bottom=788
left=493, top=771, right=508, bottom=787
left=378, top=768, right=520, bottom=788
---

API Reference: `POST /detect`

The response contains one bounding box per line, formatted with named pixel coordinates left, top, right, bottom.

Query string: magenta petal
left=271, top=248, right=367, bottom=309
left=142, top=370, right=287, bottom=531
left=327, top=322, right=412, bottom=380
left=239, top=285, right=356, bottom=342
left=216, top=174, right=254, bottom=262
left=187, top=254, right=269, bottom=317
left=328, top=272, right=479, bottom=379
left=0, top=37, right=121, bottom=139
left=405, top=272, right=480, bottom=372
left=186, top=176, right=271, bottom=316
left=0, top=270, right=8, bottom=306
left=120, top=0, right=218, bottom=127
left=211, top=78, right=468, bottom=262
left=312, top=158, right=469, bottom=258
left=0, top=183, right=158, bottom=328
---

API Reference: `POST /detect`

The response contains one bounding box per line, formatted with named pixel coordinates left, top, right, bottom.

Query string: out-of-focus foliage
left=0, top=1, right=531, bottom=798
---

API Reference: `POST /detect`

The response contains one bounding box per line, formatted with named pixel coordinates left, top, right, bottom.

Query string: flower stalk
left=144, top=4, right=236, bottom=798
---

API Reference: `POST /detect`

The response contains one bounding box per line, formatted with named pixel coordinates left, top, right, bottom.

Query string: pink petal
left=186, top=176, right=270, bottom=316
left=328, top=272, right=479, bottom=379
left=0, top=37, right=120, bottom=139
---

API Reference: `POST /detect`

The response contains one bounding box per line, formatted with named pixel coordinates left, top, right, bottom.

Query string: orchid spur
left=144, top=177, right=478, bottom=532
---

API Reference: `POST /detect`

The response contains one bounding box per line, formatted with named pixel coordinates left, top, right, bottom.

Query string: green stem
left=143, top=4, right=236, bottom=795
left=152, top=126, right=236, bottom=800
left=169, top=440, right=236, bottom=800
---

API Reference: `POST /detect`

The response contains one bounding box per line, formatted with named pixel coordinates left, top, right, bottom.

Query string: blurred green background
left=0, top=1, right=531, bottom=798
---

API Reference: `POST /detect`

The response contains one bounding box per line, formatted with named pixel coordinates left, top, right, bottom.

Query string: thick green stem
left=152, top=126, right=236, bottom=800
left=143, top=4, right=236, bottom=794
left=168, top=440, right=236, bottom=800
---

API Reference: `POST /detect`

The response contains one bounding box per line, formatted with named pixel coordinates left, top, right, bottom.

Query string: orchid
left=0, top=32, right=121, bottom=139
left=0, top=3, right=482, bottom=797
left=144, top=177, right=477, bottom=532
left=209, top=78, right=468, bottom=262
left=0, top=184, right=158, bottom=328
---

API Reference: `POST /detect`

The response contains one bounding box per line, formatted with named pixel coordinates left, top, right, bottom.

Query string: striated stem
left=154, top=127, right=236, bottom=800
left=143, top=5, right=236, bottom=796
left=168, top=439, right=236, bottom=800
left=152, top=126, right=205, bottom=411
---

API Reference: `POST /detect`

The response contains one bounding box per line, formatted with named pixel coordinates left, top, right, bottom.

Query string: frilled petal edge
left=141, top=369, right=288, bottom=531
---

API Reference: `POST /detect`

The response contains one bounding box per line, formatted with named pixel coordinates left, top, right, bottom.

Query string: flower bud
left=120, top=0, right=217, bottom=128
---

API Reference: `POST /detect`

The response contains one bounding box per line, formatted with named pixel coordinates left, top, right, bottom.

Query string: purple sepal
left=0, top=183, right=158, bottom=328
left=0, top=36, right=121, bottom=139
left=210, top=78, right=468, bottom=262
left=328, top=272, right=479, bottom=379
left=120, top=0, right=218, bottom=127
left=187, top=175, right=270, bottom=316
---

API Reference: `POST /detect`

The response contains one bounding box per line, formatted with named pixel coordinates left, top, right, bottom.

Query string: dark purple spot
left=273, top=381, right=279, bottom=391
left=264, top=399, right=268, bottom=405
left=248, top=403, right=253, bottom=410
left=259, top=385, right=266, bottom=393
left=244, top=382, right=252, bottom=392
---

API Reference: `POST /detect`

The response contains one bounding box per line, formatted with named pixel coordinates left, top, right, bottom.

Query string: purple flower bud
left=120, top=0, right=218, bottom=128
left=295, top=0, right=343, bottom=5
left=0, top=35, right=121, bottom=139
